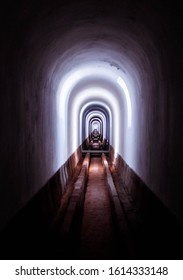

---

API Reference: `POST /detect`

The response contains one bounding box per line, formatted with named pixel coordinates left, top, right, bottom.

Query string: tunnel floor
left=49, top=156, right=117, bottom=259
left=79, top=157, right=114, bottom=259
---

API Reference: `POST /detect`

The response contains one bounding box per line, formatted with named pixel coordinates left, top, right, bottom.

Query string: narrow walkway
left=79, top=157, right=114, bottom=259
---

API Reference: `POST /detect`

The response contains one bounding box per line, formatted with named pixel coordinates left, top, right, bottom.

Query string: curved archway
left=57, top=64, right=132, bottom=164
left=82, top=104, right=110, bottom=143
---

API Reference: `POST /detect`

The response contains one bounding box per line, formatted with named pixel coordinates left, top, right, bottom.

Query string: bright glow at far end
left=117, top=76, right=132, bottom=128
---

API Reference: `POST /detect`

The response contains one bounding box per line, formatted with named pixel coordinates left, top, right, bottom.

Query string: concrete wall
left=109, top=147, right=182, bottom=224
left=0, top=0, right=183, bottom=230
left=0, top=147, right=82, bottom=258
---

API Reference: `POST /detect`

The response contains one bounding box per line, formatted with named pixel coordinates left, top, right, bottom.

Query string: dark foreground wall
left=109, top=146, right=183, bottom=257
left=0, top=147, right=82, bottom=259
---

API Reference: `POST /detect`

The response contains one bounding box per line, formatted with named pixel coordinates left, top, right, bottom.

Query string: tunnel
left=1, top=0, right=183, bottom=259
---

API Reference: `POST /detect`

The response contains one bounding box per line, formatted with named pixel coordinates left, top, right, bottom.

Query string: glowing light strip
left=117, top=76, right=132, bottom=128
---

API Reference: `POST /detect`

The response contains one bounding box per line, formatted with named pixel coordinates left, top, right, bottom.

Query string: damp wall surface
left=0, top=0, right=183, bottom=230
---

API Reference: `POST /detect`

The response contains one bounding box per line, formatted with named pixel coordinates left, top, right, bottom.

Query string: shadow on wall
left=108, top=146, right=183, bottom=259
left=0, top=147, right=83, bottom=260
